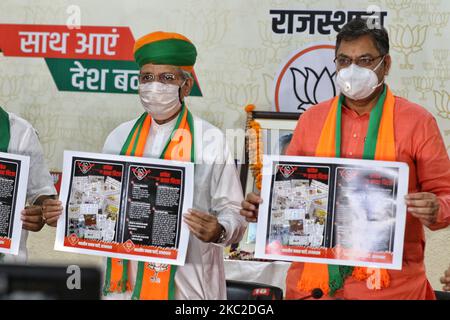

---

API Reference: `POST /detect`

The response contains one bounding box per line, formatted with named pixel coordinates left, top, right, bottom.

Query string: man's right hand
left=240, top=192, right=263, bottom=222
left=42, top=199, right=63, bottom=227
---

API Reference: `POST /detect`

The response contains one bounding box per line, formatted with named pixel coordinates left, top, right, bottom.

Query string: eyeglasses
left=334, top=55, right=384, bottom=68
left=138, top=72, right=182, bottom=84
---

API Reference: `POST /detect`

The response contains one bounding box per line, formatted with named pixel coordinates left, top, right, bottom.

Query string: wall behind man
left=0, top=0, right=448, bottom=291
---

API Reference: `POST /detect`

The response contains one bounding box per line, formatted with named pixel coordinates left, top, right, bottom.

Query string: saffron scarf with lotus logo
left=295, top=85, right=395, bottom=296
left=103, top=104, right=194, bottom=300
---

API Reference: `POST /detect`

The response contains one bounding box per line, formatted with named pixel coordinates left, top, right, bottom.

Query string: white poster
left=256, top=155, right=409, bottom=270
left=55, top=151, right=194, bottom=266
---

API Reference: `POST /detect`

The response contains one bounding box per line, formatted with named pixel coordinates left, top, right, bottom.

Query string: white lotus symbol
left=291, top=67, right=336, bottom=111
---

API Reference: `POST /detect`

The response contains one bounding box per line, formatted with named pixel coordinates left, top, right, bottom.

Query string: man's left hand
left=183, top=209, right=223, bottom=243
left=21, top=206, right=45, bottom=232
left=42, top=199, right=63, bottom=227
left=405, top=192, right=440, bottom=227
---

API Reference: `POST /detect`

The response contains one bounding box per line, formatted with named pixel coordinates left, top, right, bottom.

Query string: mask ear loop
left=371, top=55, right=386, bottom=90
left=178, top=79, right=187, bottom=105
left=372, top=55, right=386, bottom=72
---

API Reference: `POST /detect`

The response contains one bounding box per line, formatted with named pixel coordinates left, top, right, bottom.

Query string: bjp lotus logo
left=274, top=45, right=337, bottom=113
left=147, top=263, right=169, bottom=283
left=68, top=233, right=78, bottom=245
left=389, top=24, right=428, bottom=70
left=290, top=67, right=336, bottom=110
left=123, top=239, right=135, bottom=252
left=433, top=90, right=450, bottom=119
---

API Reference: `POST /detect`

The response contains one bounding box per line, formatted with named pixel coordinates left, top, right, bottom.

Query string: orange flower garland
left=245, top=104, right=263, bottom=190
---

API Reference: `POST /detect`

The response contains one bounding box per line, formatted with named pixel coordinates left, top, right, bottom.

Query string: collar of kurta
left=0, top=107, right=10, bottom=152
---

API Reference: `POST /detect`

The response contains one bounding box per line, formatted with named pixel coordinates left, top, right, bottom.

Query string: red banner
left=0, top=24, right=135, bottom=60
left=266, top=243, right=393, bottom=264
left=50, top=171, right=62, bottom=194
left=63, top=236, right=178, bottom=260
left=0, top=237, right=12, bottom=249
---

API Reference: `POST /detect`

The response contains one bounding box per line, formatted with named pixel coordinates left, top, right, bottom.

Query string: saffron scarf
left=0, top=107, right=10, bottom=152
left=296, top=85, right=395, bottom=296
left=103, top=104, right=195, bottom=300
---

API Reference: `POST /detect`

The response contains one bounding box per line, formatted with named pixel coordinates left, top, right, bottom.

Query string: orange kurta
left=285, top=96, right=450, bottom=300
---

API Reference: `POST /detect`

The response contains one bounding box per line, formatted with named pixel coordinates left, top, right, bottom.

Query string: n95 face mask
left=336, top=58, right=385, bottom=100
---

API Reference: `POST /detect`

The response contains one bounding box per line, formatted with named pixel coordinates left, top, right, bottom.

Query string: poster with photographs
left=0, top=152, right=29, bottom=255
left=240, top=111, right=299, bottom=250
left=55, top=151, right=193, bottom=266
left=255, top=155, right=409, bottom=270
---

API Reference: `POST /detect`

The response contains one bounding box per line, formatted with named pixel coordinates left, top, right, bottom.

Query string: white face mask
left=138, top=81, right=184, bottom=121
left=336, top=57, right=385, bottom=101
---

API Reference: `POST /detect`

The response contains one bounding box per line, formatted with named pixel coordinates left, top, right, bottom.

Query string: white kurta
left=102, top=113, right=247, bottom=300
left=2, top=112, right=56, bottom=263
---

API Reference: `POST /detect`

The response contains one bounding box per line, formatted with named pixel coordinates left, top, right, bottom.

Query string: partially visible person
left=0, top=106, right=58, bottom=263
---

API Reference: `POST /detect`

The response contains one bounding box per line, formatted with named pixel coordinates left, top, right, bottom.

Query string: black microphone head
left=311, top=288, right=323, bottom=299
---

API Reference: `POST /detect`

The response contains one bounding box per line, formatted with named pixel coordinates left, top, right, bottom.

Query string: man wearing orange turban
left=98, top=31, right=247, bottom=300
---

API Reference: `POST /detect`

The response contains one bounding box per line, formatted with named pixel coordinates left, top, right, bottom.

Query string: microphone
left=249, top=288, right=276, bottom=300
left=298, top=288, right=323, bottom=300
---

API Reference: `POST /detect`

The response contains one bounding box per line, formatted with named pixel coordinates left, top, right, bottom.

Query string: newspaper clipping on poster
left=0, top=151, right=29, bottom=255
left=256, top=155, right=409, bottom=270
left=55, top=151, right=193, bottom=265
